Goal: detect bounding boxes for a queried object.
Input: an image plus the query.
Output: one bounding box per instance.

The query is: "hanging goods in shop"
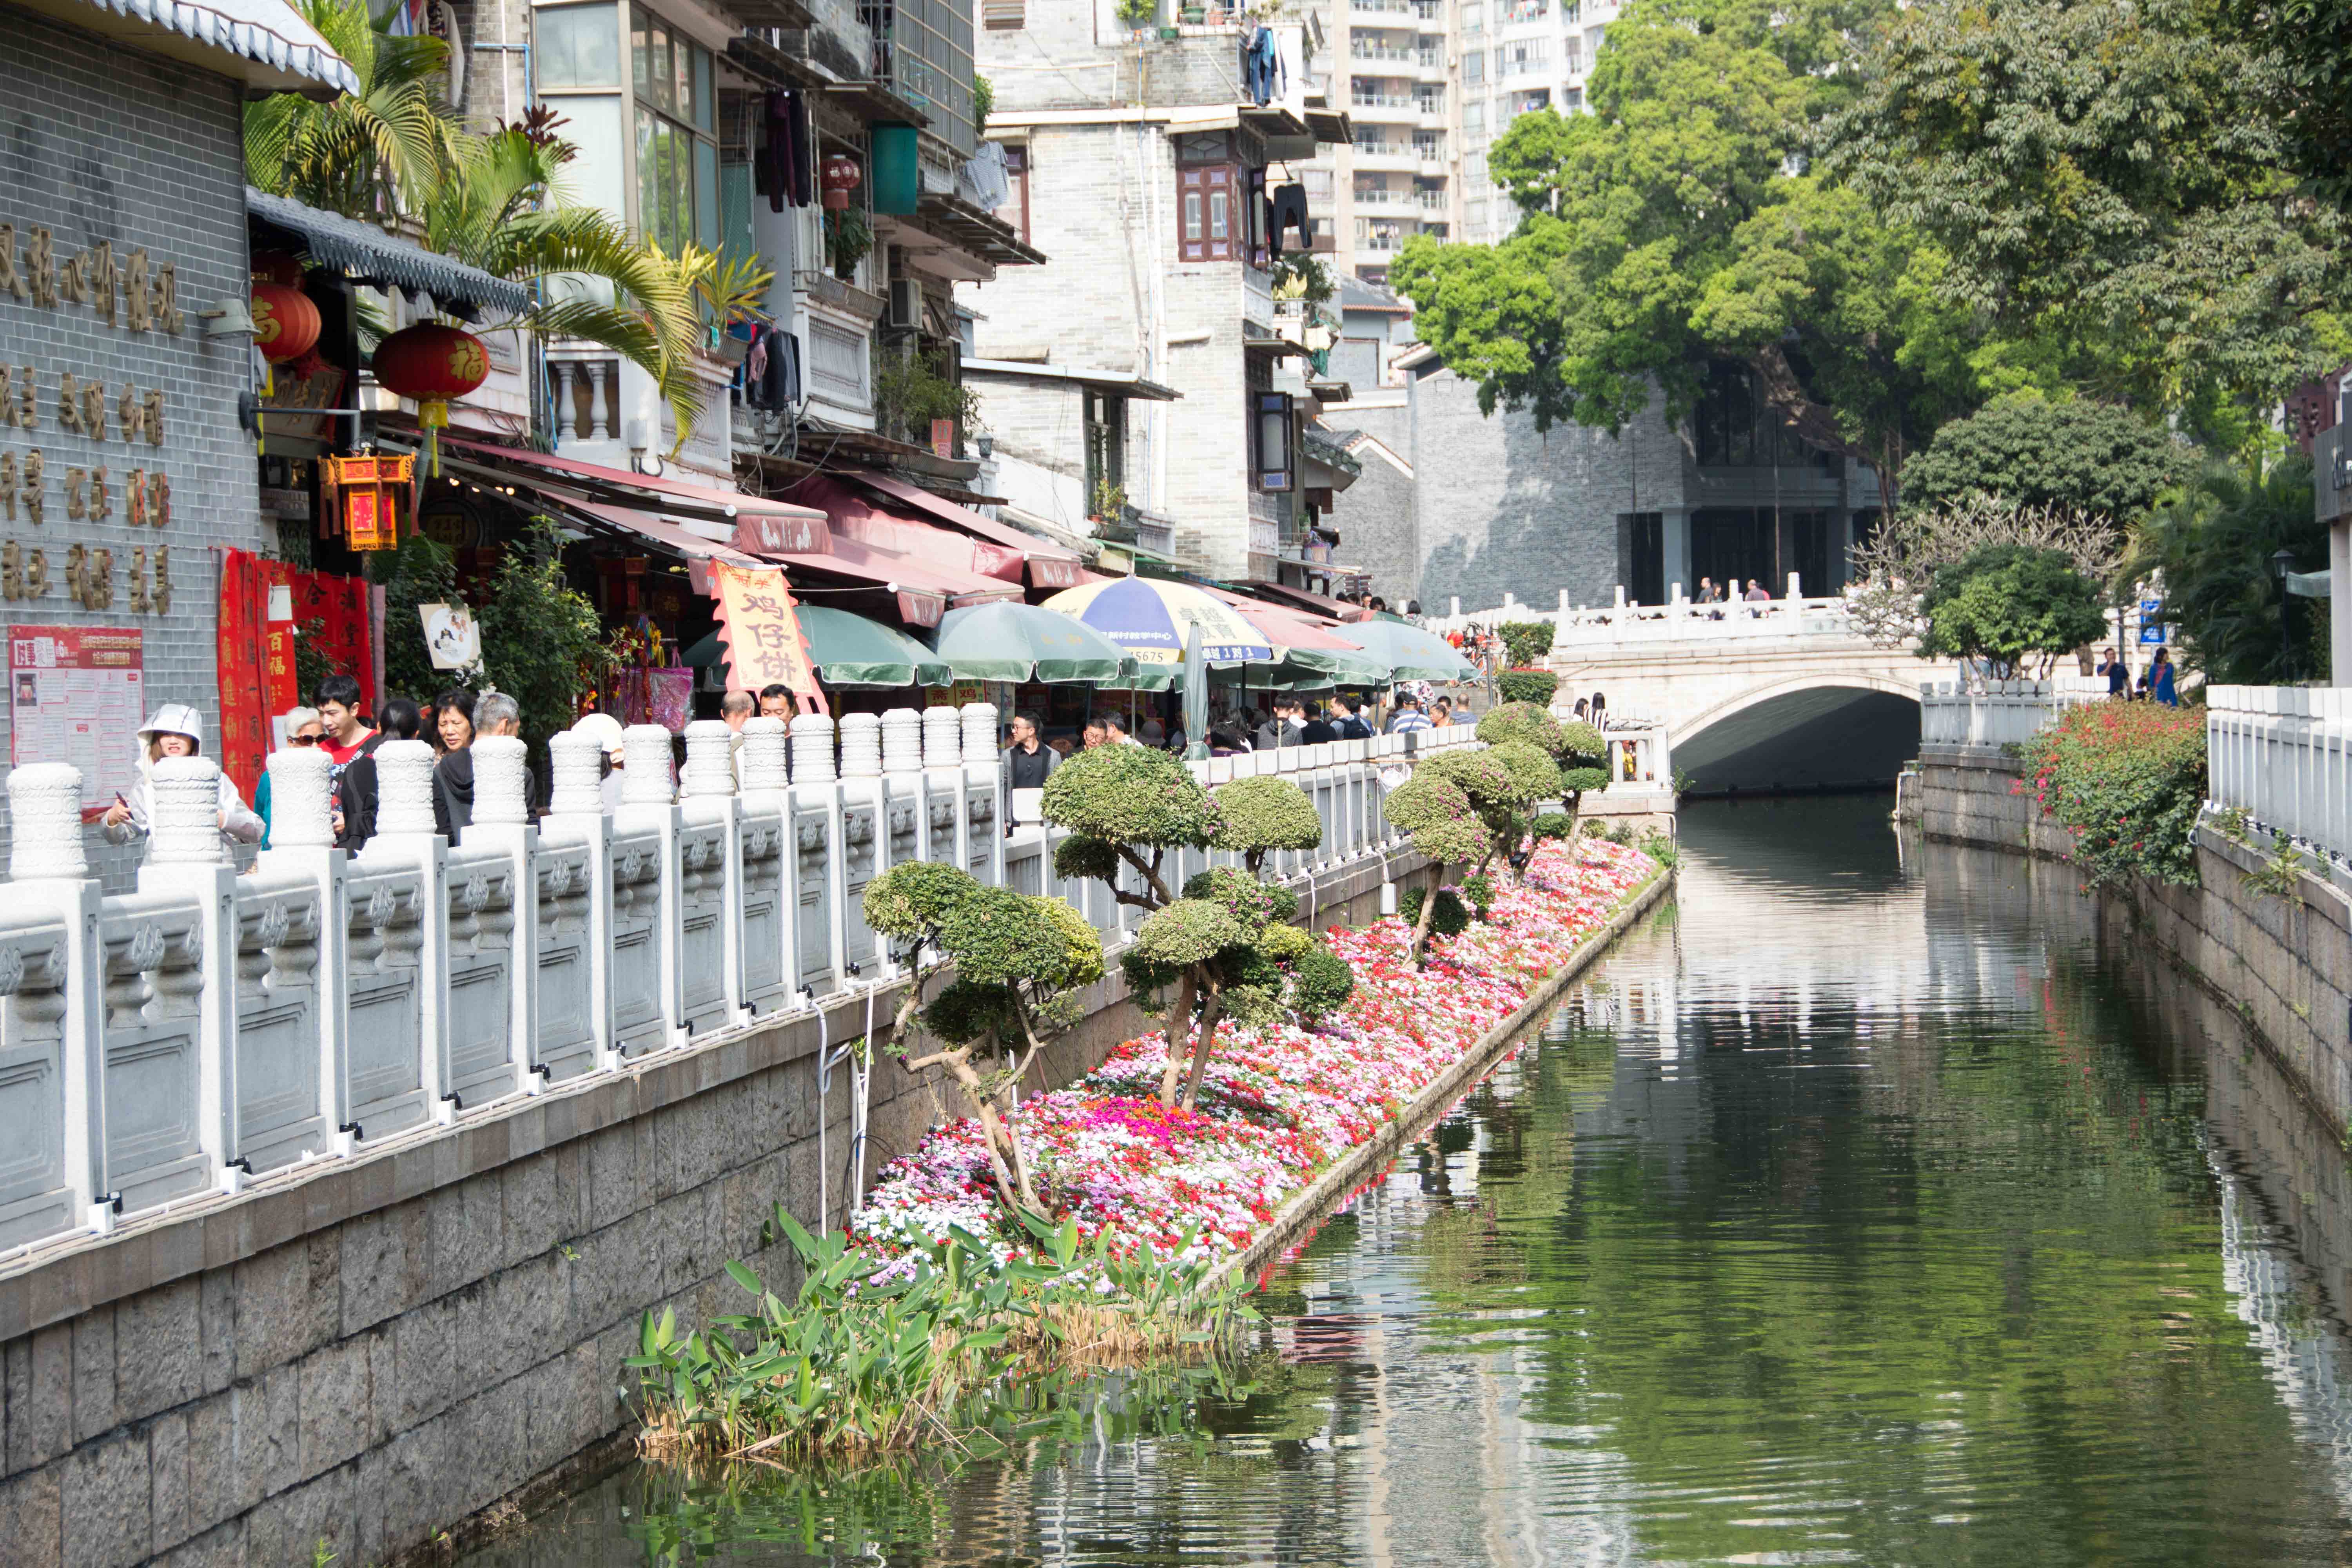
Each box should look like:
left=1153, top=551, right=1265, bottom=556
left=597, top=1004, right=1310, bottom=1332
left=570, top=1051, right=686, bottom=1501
left=373, top=323, right=489, bottom=475
left=324, top=452, right=414, bottom=551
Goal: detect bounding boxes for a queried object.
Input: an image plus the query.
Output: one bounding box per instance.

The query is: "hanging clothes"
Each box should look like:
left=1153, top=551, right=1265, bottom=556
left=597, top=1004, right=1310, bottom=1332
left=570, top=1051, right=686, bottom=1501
left=1269, top=182, right=1309, bottom=258
left=762, top=90, right=814, bottom=212
left=744, top=326, right=802, bottom=411
left=1241, top=25, right=1283, bottom=107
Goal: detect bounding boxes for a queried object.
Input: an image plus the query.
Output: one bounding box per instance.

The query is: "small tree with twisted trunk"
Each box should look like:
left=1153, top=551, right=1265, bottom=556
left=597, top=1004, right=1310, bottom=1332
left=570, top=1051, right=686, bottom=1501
left=1044, top=747, right=1329, bottom=1100
left=1385, top=769, right=1488, bottom=965
left=864, top=862, right=1104, bottom=1215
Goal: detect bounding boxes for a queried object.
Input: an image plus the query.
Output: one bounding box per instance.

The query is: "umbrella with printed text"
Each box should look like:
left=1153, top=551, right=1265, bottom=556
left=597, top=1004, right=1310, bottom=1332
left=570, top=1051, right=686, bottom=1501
left=1038, top=577, right=1276, bottom=668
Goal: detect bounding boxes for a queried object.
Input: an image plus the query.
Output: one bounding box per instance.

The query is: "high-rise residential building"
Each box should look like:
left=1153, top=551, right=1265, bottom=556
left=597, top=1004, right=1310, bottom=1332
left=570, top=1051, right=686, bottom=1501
left=1299, top=0, right=1457, bottom=284
left=1456, top=0, right=1621, bottom=243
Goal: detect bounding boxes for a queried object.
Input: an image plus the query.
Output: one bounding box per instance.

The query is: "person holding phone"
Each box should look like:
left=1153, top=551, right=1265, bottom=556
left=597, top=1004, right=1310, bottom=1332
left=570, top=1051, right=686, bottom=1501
left=101, top=704, right=265, bottom=849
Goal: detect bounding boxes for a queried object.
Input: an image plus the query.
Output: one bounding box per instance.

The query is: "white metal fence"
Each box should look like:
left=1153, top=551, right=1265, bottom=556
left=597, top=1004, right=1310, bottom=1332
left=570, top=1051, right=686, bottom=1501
left=0, top=707, right=1484, bottom=1258
left=2205, top=686, right=2352, bottom=868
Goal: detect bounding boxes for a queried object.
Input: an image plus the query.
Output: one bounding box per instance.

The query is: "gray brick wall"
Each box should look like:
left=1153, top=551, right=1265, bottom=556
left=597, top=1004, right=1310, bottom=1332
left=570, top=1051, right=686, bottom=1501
left=0, top=7, right=266, bottom=887
left=1407, top=364, right=1682, bottom=615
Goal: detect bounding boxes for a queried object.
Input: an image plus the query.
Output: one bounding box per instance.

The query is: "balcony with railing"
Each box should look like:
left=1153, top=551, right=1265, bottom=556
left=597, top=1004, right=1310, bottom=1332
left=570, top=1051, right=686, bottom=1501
left=1350, top=40, right=1417, bottom=60
left=1352, top=140, right=1416, bottom=167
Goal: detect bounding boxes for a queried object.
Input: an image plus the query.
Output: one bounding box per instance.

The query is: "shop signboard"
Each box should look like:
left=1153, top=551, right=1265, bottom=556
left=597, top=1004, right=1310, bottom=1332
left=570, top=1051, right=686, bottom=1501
left=710, top=561, right=823, bottom=711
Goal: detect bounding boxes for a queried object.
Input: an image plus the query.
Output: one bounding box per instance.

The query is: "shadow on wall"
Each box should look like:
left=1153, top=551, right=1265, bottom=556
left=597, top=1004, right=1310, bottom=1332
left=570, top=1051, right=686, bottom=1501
left=1678, top=688, right=1920, bottom=795
left=1413, top=376, right=1682, bottom=613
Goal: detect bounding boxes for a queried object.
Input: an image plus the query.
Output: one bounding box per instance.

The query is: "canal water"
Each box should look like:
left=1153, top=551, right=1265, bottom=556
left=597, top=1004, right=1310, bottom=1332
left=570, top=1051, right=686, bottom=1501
left=466, top=799, right=2352, bottom=1565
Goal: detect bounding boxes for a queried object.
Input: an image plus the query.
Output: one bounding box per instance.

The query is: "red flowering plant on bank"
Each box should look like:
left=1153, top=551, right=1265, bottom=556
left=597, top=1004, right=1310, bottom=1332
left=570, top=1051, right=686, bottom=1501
left=853, top=838, right=1656, bottom=1270
left=2015, top=700, right=2207, bottom=890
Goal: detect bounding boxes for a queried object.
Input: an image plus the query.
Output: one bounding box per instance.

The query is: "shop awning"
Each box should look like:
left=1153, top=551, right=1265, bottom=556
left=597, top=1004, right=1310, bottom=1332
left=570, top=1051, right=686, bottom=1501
left=837, top=470, right=1092, bottom=591
left=437, top=434, right=828, bottom=530
left=247, top=190, right=528, bottom=320
left=686, top=608, right=949, bottom=689
left=27, top=0, right=358, bottom=93
left=1234, top=580, right=1371, bottom=622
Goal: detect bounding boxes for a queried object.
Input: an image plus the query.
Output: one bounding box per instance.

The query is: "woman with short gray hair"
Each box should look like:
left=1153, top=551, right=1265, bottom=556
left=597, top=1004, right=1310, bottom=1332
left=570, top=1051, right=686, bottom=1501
left=255, top=706, right=325, bottom=849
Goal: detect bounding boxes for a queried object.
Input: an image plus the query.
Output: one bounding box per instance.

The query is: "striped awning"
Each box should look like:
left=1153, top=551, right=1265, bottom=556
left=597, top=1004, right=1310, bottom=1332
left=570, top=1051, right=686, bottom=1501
left=60, top=0, right=358, bottom=92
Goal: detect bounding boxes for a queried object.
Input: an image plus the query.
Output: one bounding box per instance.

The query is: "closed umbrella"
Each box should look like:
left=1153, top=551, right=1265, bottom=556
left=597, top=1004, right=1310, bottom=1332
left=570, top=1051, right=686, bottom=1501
left=928, top=601, right=1134, bottom=684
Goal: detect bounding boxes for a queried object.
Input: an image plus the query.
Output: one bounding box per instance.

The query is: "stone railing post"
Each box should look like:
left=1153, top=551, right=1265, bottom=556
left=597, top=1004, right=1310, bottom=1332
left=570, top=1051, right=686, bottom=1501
left=359, top=739, right=455, bottom=1105
left=616, top=723, right=688, bottom=1047
left=882, top=706, right=925, bottom=877
left=680, top=719, right=749, bottom=1026
left=11, top=765, right=107, bottom=1229
left=138, top=757, right=240, bottom=1192
left=961, top=702, right=1004, bottom=886
left=924, top=703, right=967, bottom=874
left=466, top=735, right=542, bottom=1091
left=790, top=713, right=841, bottom=992
left=735, top=716, right=793, bottom=1015
left=258, top=746, right=356, bottom=1154
left=838, top=713, right=881, bottom=978
left=542, top=730, right=619, bottom=1067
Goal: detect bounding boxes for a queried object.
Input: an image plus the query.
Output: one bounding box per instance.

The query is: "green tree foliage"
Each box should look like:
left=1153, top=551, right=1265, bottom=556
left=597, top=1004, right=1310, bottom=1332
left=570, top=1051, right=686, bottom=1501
left=1392, top=0, right=1987, bottom=487
left=1916, top=545, right=2110, bottom=674
left=372, top=532, right=461, bottom=702
left=1397, top=886, right=1472, bottom=941
left=1385, top=768, right=1486, bottom=964
left=1496, top=622, right=1557, bottom=667
left=1826, top=0, right=2352, bottom=426
left=1900, top=397, right=2182, bottom=528
left=1122, top=868, right=1352, bottom=1111
left=2119, top=452, right=2330, bottom=684
left=1478, top=704, right=1612, bottom=837
left=863, top=862, right=1105, bottom=1211
left=1043, top=743, right=1218, bottom=911
left=1497, top=670, right=1562, bottom=705
left=474, top=517, right=606, bottom=744
left=2018, top=701, right=2207, bottom=890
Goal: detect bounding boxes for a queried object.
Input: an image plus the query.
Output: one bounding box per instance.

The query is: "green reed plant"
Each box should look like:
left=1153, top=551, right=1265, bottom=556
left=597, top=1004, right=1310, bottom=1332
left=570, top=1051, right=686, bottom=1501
left=631, top=1206, right=1255, bottom=1465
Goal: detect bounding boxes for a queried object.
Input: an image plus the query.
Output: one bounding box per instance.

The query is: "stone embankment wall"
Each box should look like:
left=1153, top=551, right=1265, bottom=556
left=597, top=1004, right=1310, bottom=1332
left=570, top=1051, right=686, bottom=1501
left=1917, top=744, right=2352, bottom=1136
left=0, top=854, right=1433, bottom=1568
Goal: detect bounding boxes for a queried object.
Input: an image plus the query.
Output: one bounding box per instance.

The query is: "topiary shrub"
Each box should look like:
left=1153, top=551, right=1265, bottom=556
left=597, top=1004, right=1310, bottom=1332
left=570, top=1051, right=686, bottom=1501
left=1497, top=669, right=1561, bottom=706
left=1399, top=886, right=1471, bottom=939
left=1290, top=940, right=1355, bottom=1025
left=1476, top=701, right=1568, bottom=755
left=1039, top=742, right=1217, bottom=909
left=1497, top=621, right=1556, bottom=668
left=1460, top=873, right=1495, bottom=921
left=863, top=862, right=1106, bottom=1213
left=2017, top=700, right=2207, bottom=890
left=1209, top=775, right=1324, bottom=873
left=1531, top=812, right=1576, bottom=842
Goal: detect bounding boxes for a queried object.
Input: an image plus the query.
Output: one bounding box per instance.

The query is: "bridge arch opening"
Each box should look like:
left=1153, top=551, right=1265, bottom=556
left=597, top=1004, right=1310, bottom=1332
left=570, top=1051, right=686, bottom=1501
left=1673, top=677, right=1920, bottom=795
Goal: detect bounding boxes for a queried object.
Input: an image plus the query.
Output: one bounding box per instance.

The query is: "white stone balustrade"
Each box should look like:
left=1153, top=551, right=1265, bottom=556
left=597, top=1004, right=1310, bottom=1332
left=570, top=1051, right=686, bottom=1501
left=0, top=705, right=1497, bottom=1257
left=1918, top=678, right=2111, bottom=752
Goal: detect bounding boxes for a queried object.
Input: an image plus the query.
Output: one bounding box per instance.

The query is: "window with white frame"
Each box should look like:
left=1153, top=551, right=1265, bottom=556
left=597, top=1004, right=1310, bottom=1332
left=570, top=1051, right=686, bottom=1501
left=631, top=11, right=719, bottom=255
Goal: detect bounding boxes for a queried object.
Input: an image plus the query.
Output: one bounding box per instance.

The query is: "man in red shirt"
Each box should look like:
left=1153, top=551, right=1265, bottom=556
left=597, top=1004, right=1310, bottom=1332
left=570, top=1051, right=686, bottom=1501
left=314, top=674, right=376, bottom=767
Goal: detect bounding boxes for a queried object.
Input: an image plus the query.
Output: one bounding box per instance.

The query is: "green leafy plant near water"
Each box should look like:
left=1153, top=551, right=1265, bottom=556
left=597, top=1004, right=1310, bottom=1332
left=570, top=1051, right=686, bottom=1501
left=631, top=1206, right=1255, bottom=1465
left=1496, top=622, right=1556, bottom=668
left=2018, top=700, right=2207, bottom=891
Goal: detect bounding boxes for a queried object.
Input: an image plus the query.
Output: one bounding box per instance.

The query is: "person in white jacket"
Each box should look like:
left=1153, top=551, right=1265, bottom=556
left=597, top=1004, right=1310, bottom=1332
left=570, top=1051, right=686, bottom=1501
left=100, top=703, right=266, bottom=849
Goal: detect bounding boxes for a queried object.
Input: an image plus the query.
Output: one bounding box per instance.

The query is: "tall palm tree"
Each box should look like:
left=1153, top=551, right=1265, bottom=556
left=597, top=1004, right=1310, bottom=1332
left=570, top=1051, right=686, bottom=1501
left=245, top=0, right=706, bottom=444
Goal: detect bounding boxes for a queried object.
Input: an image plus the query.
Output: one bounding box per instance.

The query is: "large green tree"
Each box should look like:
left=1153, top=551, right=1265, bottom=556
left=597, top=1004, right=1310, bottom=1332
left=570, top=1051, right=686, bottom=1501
left=2118, top=452, right=2330, bottom=684
left=1825, top=0, right=2352, bottom=428
left=1900, top=396, right=2182, bottom=527
left=1392, top=0, right=1991, bottom=490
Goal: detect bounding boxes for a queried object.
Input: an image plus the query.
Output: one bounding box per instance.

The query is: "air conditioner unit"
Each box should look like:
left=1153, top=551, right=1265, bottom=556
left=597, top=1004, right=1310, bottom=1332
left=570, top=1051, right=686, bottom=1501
left=887, top=279, right=922, bottom=331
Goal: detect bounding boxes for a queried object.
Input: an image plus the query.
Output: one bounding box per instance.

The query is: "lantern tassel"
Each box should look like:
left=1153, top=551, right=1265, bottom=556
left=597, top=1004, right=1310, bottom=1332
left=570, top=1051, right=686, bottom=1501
left=420, top=399, right=447, bottom=478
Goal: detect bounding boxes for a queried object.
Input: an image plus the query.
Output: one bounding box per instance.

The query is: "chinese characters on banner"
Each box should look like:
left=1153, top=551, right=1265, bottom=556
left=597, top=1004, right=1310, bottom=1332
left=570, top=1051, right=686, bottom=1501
left=216, top=549, right=376, bottom=799
left=9, top=626, right=142, bottom=818
left=710, top=561, right=824, bottom=714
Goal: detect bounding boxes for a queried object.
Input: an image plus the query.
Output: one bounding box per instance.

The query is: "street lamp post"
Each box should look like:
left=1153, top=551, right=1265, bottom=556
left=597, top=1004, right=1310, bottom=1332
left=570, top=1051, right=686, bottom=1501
left=2273, top=547, right=2298, bottom=681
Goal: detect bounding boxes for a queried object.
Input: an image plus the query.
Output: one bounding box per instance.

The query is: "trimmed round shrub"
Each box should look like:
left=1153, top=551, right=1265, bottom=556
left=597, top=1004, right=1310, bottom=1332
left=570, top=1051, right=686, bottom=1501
left=1181, top=866, right=1279, bottom=933
left=1210, top=775, right=1323, bottom=858
left=1053, top=834, right=1122, bottom=884
left=1486, top=739, right=1563, bottom=803
left=1028, top=893, right=1106, bottom=990
left=1460, top=873, right=1495, bottom=920
left=1580, top=818, right=1610, bottom=838
left=1422, top=748, right=1530, bottom=811
left=1399, top=886, right=1471, bottom=938
left=1562, top=765, right=1611, bottom=799
left=1290, top=939, right=1354, bottom=1024
left=1040, top=742, right=1216, bottom=848
left=1497, top=669, right=1561, bottom=706
left=1477, top=701, right=1567, bottom=756
left=1555, top=721, right=1607, bottom=767
left=938, top=884, right=1070, bottom=987
left=1385, top=770, right=1488, bottom=864
left=922, top=978, right=1018, bottom=1045
left=862, top=860, right=980, bottom=939
left=1255, top=921, right=1313, bottom=963
left=1262, top=884, right=1301, bottom=925
left=1127, top=898, right=1247, bottom=967
left=1531, top=812, right=1576, bottom=842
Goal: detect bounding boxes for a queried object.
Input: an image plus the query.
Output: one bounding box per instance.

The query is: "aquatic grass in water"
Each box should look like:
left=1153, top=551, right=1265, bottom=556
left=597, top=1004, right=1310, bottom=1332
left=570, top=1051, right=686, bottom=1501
left=630, top=1205, right=1256, bottom=1464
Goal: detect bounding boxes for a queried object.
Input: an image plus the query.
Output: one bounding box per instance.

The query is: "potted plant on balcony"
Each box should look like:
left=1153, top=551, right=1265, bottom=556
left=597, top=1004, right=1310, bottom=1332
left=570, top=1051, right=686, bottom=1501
left=824, top=208, right=874, bottom=282
left=670, top=244, right=776, bottom=364
left=1117, top=0, right=1156, bottom=36
left=1088, top=479, right=1130, bottom=532
left=874, top=348, right=982, bottom=450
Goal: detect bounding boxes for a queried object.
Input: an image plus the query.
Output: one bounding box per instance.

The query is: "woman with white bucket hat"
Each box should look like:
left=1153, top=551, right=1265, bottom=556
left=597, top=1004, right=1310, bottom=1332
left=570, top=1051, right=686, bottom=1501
left=100, top=703, right=266, bottom=849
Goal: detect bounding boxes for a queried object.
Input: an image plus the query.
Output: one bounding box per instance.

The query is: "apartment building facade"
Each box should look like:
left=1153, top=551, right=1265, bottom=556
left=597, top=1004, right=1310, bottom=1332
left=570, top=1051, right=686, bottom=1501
left=967, top=5, right=1350, bottom=581
left=1456, top=0, right=1621, bottom=243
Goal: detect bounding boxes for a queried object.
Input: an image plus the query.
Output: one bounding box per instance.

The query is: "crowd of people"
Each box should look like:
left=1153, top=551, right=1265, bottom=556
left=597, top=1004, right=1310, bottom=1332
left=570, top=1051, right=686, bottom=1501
left=2098, top=646, right=2179, bottom=706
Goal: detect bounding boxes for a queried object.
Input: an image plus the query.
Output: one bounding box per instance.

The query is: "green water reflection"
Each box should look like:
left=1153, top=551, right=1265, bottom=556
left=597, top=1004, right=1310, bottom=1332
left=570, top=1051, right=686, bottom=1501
left=465, top=798, right=2352, bottom=1566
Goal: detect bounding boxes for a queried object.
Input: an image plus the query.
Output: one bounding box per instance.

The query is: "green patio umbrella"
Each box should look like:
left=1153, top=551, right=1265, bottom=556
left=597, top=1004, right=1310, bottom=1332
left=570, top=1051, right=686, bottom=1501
left=1333, top=618, right=1480, bottom=681
left=685, top=605, right=952, bottom=689
left=928, top=602, right=1134, bottom=684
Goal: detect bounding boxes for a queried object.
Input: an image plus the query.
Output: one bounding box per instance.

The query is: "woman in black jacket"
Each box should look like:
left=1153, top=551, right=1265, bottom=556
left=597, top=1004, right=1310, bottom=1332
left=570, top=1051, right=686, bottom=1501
left=335, top=697, right=423, bottom=851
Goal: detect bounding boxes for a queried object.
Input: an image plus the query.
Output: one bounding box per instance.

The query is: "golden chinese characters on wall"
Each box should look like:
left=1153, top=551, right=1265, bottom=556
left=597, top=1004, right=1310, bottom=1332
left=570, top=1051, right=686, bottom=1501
left=0, top=219, right=185, bottom=610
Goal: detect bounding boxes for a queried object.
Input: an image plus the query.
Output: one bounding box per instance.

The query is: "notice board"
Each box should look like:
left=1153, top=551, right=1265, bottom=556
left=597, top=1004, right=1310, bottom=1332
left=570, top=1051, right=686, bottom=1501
left=9, top=626, right=144, bottom=817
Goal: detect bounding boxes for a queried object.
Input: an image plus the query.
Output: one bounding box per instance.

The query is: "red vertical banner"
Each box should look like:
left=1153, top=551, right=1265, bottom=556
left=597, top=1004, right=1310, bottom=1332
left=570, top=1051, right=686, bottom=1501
left=216, top=549, right=270, bottom=800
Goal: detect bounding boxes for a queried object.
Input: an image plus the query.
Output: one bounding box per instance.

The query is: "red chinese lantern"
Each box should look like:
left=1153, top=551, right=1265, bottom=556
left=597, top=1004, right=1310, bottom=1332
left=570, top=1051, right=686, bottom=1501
left=249, top=283, right=321, bottom=365
left=820, top=153, right=862, bottom=211
left=373, top=323, right=489, bottom=476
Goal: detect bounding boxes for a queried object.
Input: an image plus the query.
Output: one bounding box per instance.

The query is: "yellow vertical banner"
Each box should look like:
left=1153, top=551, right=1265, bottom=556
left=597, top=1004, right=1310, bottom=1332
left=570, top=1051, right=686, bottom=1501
left=710, top=561, right=826, bottom=714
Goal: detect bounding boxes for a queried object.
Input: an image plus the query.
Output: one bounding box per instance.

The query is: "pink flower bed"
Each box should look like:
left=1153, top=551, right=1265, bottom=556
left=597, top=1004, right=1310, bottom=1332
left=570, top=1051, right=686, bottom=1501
left=855, top=838, right=1655, bottom=1265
